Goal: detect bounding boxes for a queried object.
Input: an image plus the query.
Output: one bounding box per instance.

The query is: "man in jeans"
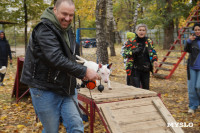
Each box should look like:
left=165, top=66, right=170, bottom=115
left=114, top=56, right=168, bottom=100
left=20, top=0, right=100, bottom=132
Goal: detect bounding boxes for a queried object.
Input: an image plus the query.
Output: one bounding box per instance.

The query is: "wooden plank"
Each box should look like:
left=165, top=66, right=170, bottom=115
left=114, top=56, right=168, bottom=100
left=78, top=84, right=154, bottom=94
left=94, top=94, right=156, bottom=103
left=101, top=97, right=159, bottom=110
left=187, top=20, right=200, bottom=23
left=152, top=99, right=184, bottom=133
left=116, top=112, right=162, bottom=125
left=100, top=106, right=123, bottom=133
left=163, top=56, right=180, bottom=59
left=120, top=119, right=167, bottom=132
left=107, top=105, right=157, bottom=117
left=159, top=62, right=175, bottom=65
left=79, top=89, right=156, bottom=98
left=125, top=127, right=172, bottom=133
left=156, top=67, right=171, bottom=71
left=153, top=73, right=167, bottom=79
left=78, top=84, right=157, bottom=103
left=97, top=97, right=158, bottom=110
left=90, top=91, right=154, bottom=99
left=168, top=50, right=182, bottom=52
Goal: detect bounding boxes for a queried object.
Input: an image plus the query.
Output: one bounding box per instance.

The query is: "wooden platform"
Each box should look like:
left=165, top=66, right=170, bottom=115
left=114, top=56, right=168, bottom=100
left=78, top=81, right=157, bottom=103
left=78, top=81, right=184, bottom=133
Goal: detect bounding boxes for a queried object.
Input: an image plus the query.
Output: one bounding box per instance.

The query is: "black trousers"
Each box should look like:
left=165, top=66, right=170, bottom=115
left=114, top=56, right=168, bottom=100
left=129, top=69, right=150, bottom=90
left=0, top=74, right=5, bottom=82
left=126, top=75, right=130, bottom=85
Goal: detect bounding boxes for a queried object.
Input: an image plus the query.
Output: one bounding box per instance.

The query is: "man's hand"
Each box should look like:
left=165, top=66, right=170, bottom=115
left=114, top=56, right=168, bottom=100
left=189, top=34, right=196, bottom=41
left=83, top=68, right=101, bottom=81
left=133, top=43, right=143, bottom=56
left=10, top=59, right=12, bottom=65
left=189, top=31, right=196, bottom=41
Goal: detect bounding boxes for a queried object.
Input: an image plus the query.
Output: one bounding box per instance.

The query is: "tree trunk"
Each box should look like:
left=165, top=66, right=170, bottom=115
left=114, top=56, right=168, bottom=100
left=163, top=21, right=174, bottom=49
left=113, top=17, right=121, bottom=44
left=175, top=17, right=179, bottom=37
left=163, top=0, right=174, bottom=50
left=96, top=0, right=108, bottom=64
left=107, top=0, right=116, bottom=56
left=132, top=1, right=140, bottom=32
left=24, top=0, right=28, bottom=51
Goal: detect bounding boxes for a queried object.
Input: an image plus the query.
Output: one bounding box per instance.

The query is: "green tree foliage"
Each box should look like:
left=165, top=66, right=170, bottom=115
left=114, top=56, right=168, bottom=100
left=112, top=0, right=194, bottom=31
left=74, top=0, right=96, bottom=37
left=139, top=0, right=193, bottom=29
left=139, top=0, right=194, bottom=49
left=113, top=0, right=137, bottom=31
left=0, top=0, right=50, bottom=28
left=75, top=0, right=96, bottom=21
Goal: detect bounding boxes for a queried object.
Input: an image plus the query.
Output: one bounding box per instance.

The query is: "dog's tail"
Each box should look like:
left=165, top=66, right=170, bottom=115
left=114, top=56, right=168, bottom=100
left=76, top=55, right=87, bottom=62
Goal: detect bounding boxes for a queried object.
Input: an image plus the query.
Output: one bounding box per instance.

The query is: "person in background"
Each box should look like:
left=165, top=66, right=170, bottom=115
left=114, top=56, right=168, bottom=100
left=121, top=32, right=136, bottom=85
left=0, top=30, right=12, bottom=86
left=20, top=0, right=100, bottom=132
left=123, top=24, right=158, bottom=90
left=184, top=23, right=200, bottom=114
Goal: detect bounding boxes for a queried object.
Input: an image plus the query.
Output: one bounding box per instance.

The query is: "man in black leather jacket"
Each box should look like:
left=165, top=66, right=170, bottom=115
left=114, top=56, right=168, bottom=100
left=20, top=0, right=100, bottom=132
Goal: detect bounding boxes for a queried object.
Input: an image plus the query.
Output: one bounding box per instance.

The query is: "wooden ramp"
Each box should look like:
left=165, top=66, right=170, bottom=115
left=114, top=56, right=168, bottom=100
left=97, top=97, right=183, bottom=133
left=78, top=81, right=184, bottom=133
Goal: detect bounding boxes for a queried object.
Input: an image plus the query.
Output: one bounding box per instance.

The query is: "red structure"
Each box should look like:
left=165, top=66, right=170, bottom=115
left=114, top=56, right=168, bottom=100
left=154, top=2, right=200, bottom=79
left=12, top=57, right=29, bottom=103
left=78, top=94, right=111, bottom=133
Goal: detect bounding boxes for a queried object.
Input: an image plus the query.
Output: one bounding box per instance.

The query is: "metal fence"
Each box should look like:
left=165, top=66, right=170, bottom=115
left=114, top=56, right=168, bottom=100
left=120, top=28, right=193, bottom=46
left=4, top=33, right=24, bottom=46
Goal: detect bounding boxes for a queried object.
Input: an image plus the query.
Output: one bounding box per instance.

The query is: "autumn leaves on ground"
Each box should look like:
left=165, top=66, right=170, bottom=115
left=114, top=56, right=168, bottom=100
left=0, top=45, right=200, bottom=133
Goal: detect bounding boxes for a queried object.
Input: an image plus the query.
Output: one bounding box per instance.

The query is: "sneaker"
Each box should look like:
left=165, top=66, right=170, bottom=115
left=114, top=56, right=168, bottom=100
left=188, top=109, right=195, bottom=114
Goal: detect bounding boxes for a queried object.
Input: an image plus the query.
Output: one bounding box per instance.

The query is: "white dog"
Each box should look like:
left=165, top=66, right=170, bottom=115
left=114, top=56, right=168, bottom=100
left=76, top=55, right=113, bottom=122
left=0, top=66, right=6, bottom=74
left=76, top=55, right=112, bottom=89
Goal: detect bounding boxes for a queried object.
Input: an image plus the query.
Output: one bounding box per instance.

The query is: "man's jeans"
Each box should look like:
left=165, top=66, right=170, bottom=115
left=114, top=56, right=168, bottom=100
left=188, top=68, right=200, bottom=110
left=30, top=88, right=84, bottom=133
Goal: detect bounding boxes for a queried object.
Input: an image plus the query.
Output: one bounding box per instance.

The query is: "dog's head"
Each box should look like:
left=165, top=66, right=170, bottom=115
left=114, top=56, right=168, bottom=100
left=98, top=63, right=112, bottom=83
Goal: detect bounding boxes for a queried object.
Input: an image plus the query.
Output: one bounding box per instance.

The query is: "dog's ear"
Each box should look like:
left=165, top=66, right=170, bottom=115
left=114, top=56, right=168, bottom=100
left=99, top=64, right=102, bottom=68
left=107, top=63, right=112, bottom=69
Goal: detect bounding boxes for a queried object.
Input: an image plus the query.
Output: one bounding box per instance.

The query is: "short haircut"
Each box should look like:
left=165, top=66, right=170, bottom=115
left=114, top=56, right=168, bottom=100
left=54, top=0, right=74, bottom=8
left=135, top=24, right=148, bottom=33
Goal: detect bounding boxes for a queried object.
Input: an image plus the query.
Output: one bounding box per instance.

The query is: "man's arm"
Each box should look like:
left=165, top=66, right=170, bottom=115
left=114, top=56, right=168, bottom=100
left=34, top=25, right=87, bottom=79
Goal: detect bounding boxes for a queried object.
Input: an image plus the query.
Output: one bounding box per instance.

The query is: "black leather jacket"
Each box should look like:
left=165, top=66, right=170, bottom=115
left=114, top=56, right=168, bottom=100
left=20, top=19, right=87, bottom=96
left=184, top=39, right=200, bottom=66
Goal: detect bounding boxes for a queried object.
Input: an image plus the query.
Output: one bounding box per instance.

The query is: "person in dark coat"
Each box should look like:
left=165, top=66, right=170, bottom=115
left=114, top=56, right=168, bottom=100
left=0, top=30, right=12, bottom=86
left=184, top=23, right=200, bottom=114
left=123, top=24, right=158, bottom=90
